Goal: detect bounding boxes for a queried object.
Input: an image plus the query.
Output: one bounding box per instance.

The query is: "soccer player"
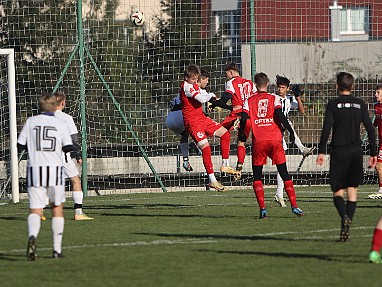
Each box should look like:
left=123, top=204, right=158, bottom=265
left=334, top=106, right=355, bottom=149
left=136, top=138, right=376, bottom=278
left=180, top=64, right=239, bottom=192
left=209, top=62, right=256, bottom=180
left=248, top=72, right=304, bottom=218
left=54, top=92, right=93, bottom=220
left=273, top=75, right=316, bottom=207
left=369, top=215, right=382, bottom=263
left=18, top=93, right=73, bottom=260
left=367, top=84, right=382, bottom=199
left=316, top=72, right=377, bottom=242
left=166, top=69, right=211, bottom=172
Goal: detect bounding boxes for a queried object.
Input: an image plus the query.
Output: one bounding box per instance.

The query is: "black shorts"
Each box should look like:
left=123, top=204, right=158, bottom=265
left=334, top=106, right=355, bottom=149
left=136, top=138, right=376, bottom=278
left=329, top=145, right=363, bottom=192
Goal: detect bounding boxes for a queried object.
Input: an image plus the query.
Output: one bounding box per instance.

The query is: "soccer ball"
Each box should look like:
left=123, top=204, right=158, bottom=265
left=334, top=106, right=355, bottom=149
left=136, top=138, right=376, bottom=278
left=130, top=11, right=145, bottom=26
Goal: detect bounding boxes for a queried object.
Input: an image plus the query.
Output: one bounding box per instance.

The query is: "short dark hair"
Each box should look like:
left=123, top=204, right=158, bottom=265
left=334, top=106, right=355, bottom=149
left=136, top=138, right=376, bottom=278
left=200, top=69, right=210, bottom=79
left=224, top=62, right=239, bottom=72
left=254, top=72, right=269, bottom=88
left=336, top=72, right=354, bottom=92
left=376, top=84, right=382, bottom=91
left=276, top=75, right=290, bottom=87
left=184, top=64, right=200, bottom=79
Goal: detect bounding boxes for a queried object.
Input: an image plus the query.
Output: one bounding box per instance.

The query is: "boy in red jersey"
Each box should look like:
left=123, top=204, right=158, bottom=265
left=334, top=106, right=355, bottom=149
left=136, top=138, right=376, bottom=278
left=209, top=63, right=256, bottom=180
left=367, top=84, right=382, bottom=199
left=180, top=64, right=239, bottom=192
left=248, top=72, right=304, bottom=218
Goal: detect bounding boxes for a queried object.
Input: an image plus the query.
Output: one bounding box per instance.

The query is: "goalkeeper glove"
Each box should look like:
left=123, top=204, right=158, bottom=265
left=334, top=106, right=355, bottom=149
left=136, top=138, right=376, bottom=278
left=292, top=85, right=302, bottom=97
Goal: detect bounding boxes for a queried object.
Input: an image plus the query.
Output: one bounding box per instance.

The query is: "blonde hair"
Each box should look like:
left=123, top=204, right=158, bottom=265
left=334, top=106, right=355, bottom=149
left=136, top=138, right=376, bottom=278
left=38, top=93, right=58, bottom=113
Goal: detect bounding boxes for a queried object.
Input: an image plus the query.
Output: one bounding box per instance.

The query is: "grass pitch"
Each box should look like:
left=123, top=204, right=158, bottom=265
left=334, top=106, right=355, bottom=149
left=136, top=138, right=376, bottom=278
left=0, top=185, right=381, bottom=287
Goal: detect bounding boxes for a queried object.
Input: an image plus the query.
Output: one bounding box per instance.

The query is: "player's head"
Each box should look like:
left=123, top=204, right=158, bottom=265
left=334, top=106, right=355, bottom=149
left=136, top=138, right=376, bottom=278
left=198, top=69, right=210, bottom=89
left=375, top=84, right=382, bottom=103
left=224, top=62, right=240, bottom=79
left=336, top=72, right=354, bottom=93
left=53, top=91, right=66, bottom=110
left=184, top=64, right=200, bottom=85
left=254, top=72, right=269, bottom=90
left=276, top=75, right=290, bottom=97
left=38, top=93, right=58, bottom=113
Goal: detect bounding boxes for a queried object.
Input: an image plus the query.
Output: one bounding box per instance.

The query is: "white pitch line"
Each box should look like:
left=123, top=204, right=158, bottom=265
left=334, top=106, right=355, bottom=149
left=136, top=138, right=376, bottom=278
left=0, top=226, right=374, bottom=254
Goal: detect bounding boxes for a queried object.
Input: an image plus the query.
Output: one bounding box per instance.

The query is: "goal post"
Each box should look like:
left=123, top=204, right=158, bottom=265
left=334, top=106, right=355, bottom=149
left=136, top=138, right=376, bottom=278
left=0, top=48, right=19, bottom=203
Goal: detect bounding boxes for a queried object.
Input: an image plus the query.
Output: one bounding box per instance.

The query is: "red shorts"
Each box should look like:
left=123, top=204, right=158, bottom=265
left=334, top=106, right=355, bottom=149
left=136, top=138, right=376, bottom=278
left=252, top=140, right=286, bottom=166
left=221, top=110, right=251, bottom=139
left=186, top=117, right=222, bottom=146
left=378, top=143, right=382, bottom=163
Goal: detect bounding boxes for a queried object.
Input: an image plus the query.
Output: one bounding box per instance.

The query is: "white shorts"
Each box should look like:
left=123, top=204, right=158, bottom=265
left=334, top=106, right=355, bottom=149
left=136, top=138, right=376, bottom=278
left=64, top=158, right=80, bottom=178
left=166, top=110, right=186, bottom=135
left=28, top=186, right=66, bottom=209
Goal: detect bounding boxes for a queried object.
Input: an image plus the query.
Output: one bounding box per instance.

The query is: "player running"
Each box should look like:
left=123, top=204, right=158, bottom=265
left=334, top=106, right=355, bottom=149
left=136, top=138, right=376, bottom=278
left=209, top=62, right=256, bottom=180
left=248, top=72, right=304, bottom=218
left=18, top=93, right=73, bottom=260
left=180, top=64, right=239, bottom=192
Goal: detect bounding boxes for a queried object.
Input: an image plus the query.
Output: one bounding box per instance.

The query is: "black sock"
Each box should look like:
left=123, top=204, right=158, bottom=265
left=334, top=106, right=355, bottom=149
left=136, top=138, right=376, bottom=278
left=333, top=196, right=346, bottom=219
left=346, top=201, right=356, bottom=220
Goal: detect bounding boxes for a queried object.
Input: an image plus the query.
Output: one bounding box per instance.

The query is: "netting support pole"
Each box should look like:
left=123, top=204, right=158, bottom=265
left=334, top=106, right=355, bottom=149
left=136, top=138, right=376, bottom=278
left=84, top=46, right=167, bottom=192
left=52, top=43, right=79, bottom=93
left=250, top=0, right=256, bottom=81
left=77, top=0, right=89, bottom=196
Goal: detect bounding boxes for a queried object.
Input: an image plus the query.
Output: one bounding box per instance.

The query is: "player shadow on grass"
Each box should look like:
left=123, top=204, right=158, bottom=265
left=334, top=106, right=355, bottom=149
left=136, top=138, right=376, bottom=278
left=133, top=232, right=328, bottom=242
left=0, top=253, right=26, bottom=261
left=195, top=249, right=362, bottom=263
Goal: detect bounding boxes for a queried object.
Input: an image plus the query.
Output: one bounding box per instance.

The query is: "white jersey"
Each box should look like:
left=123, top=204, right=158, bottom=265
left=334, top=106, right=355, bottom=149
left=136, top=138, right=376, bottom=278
left=54, top=110, right=78, bottom=135
left=278, top=94, right=299, bottom=117
left=18, top=113, right=72, bottom=187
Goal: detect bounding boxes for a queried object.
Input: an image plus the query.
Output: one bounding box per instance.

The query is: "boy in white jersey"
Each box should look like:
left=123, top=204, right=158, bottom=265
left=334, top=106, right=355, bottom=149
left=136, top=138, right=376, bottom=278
left=54, top=92, right=93, bottom=220
left=273, top=75, right=316, bottom=207
left=18, top=93, right=73, bottom=260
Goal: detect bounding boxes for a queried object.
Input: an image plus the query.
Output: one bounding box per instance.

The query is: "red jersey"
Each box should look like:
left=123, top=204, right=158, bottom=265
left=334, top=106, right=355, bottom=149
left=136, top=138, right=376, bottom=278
left=180, top=81, right=206, bottom=127
left=225, top=76, right=256, bottom=111
left=375, top=102, right=382, bottom=143
left=248, top=91, right=283, bottom=143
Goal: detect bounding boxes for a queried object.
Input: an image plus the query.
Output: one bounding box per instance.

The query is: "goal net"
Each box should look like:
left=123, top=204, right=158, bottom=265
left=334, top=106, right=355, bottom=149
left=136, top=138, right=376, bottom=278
left=0, top=0, right=379, bottom=196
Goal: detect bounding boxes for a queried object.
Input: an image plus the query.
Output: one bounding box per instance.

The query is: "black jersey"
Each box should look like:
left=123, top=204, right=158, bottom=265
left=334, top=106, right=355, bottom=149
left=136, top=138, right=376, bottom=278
left=318, top=94, right=376, bottom=156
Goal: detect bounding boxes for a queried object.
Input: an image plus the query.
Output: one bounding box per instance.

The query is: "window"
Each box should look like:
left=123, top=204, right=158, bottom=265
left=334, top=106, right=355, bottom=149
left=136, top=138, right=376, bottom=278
left=339, top=7, right=369, bottom=35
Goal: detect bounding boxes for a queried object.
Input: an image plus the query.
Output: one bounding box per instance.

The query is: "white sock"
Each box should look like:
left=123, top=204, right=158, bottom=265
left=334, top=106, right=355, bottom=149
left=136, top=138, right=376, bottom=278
left=222, top=159, right=229, bottom=166
left=52, top=217, right=64, bottom=254
left=72, top=191, right=83, bottom=205
left=275, top=173, right=284, bottom=198
left=28, top=213, right=41, bottom=238
left=208, top=173, right=217, bottom=183
left=379, top=187, right=382, bottom=193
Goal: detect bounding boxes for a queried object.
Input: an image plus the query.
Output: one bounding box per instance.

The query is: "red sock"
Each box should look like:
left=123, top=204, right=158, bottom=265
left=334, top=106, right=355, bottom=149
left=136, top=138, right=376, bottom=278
left=379, top=183, right=382, bottom=188
left=237, top=145, right=246, bottom=164
left=284, top=180, right=298, bottom=207
left=253, top=180, right=265, bottom=209
left=371, top=228, right=382, bottom=252
left=201, top=145, right=214, bottom=174
left=220, top=131, right=230, bottom=160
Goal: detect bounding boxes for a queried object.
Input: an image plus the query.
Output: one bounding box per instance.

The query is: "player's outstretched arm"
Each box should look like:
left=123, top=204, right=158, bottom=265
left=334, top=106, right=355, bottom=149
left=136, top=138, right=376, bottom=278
left=275, top=108, right=294, bottom=143
left=209, top=92, right=233, bottom=111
